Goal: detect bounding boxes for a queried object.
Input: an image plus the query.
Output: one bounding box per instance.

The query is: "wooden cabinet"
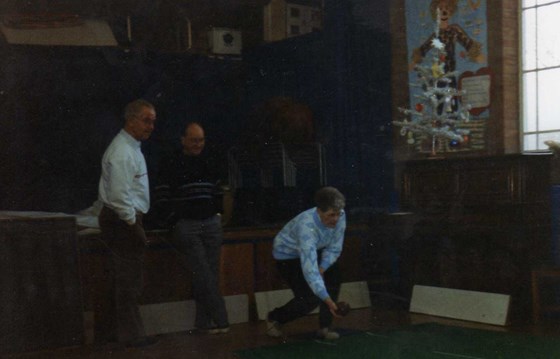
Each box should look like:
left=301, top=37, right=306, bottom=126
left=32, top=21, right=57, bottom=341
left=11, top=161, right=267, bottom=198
left=398, top=154, right=552, bottom=322
left=75, top=221, right=369, bottom=343
left=0, top=215, right=83, bottom=355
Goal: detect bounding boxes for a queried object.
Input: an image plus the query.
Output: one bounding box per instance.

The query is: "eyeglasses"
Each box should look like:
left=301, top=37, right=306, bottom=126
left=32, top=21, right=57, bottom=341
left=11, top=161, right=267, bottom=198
left=187, top=137, right=205, bottom=144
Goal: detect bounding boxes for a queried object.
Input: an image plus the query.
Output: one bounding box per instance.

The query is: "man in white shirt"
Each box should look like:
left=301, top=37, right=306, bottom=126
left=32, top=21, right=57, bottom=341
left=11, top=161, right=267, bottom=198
left=97, top=99, right=157, bottom=347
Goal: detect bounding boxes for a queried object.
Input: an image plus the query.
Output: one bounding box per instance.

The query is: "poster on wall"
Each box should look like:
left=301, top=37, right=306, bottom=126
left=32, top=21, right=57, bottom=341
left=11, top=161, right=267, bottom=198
left=405, top=0, right=489, bottom=153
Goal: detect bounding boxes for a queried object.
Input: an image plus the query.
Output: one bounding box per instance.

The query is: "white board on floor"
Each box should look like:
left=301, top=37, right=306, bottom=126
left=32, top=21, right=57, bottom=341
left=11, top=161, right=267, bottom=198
left=339, top=281, right=372, bottom=309
left=140, top=294, right=249, bottom=336
left=255, top=281, right=371, bottom=320
left=409, top=285, right=510, bottom=326
left=255, top=288, right=297, bottom=320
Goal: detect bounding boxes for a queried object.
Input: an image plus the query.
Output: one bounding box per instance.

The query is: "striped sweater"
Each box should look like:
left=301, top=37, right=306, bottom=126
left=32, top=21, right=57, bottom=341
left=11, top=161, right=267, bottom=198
left=152, top=150, right=223, bottom=226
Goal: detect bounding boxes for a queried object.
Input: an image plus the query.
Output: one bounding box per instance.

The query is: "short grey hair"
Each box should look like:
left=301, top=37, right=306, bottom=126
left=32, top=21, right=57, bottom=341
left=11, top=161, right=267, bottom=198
left=124, top=99, right=154, bottom=122
left=314, top=187, right=345, bottom=212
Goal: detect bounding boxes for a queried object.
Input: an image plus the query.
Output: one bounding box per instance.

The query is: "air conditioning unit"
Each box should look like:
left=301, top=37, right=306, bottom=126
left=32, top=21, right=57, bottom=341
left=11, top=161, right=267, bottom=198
left=208, top=27, right=242, bottom=55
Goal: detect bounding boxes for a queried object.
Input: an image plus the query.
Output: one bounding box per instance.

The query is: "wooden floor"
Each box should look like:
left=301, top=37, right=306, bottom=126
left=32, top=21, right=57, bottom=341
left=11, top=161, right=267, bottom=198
left=5, top=306, right=560, bottom=359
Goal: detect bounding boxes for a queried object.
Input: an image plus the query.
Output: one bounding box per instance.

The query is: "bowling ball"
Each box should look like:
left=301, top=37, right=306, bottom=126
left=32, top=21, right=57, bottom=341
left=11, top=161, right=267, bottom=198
left=335, top=301, right=351, bottom=316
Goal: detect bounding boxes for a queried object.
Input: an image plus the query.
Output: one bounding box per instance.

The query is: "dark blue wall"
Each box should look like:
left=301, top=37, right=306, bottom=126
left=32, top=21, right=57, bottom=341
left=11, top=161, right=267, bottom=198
left=0, top=0, right=394, bottom=217
left=242, top=0, right=394, bottom=213
left=0, top=47, right=246, bottom=212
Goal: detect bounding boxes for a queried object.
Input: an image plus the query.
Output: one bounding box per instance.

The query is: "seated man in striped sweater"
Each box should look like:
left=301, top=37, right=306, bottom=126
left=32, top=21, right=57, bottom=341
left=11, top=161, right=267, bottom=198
left=267, top=186, right=346, bottom=340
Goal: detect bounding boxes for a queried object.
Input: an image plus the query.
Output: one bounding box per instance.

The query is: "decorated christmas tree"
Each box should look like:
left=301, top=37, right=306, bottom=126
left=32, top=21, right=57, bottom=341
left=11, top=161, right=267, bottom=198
left=394, top=9, right=472, bottom=156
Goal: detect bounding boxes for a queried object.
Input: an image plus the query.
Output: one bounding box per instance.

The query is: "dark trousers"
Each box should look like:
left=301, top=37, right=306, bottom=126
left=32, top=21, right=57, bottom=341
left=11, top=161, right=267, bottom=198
left=98, top=206, right=147, bottom=343
left=173, top=215, right=229, bottom=328
left=269, top=257, right=341, bottom=328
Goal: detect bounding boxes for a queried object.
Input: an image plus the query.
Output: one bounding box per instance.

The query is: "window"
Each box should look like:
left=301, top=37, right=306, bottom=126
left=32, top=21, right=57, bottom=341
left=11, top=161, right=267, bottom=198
left=521, top=0, right=560, bottom=151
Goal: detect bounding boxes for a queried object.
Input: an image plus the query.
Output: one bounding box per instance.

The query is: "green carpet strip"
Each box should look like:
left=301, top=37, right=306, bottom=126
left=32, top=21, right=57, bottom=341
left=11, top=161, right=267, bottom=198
left=234, top=323, right=560, bottom=358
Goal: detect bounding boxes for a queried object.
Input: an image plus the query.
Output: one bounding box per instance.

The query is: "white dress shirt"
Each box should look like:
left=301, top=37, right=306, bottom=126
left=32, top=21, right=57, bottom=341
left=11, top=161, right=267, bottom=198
left=98, top=129, right=150, bottom=224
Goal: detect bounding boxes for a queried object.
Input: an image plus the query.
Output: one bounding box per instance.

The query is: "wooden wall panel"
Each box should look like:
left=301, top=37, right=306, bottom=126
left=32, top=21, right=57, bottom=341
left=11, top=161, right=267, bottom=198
left=143, top=238, right=192, bottom=303
left=220, top=242, right=255, bottom=296
left=0, top=216, right=83, bottom=355
left=339, top=229, right=370, bottom=283
left=254, top=239, right=286, bottom=292
left=80, top=225, right=370, bottom=317
left=390, top=0, right=412, bottom=161
left=399, top=154, right=552, bottom=322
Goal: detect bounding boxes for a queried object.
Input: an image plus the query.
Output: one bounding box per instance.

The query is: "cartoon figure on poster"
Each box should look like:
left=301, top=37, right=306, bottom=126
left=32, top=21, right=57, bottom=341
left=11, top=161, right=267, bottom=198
left=396, top=0, right=489, bottom=154
left=410, top=0, right=485, bottom=74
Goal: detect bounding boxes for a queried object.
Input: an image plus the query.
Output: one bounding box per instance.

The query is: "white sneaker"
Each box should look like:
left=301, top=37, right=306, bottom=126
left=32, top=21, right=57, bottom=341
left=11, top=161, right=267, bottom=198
left=207, top=326, right=230, bottom=335
left=266, top=320, right=283, bottom=338
left=317, top=327, right=340, bottom=340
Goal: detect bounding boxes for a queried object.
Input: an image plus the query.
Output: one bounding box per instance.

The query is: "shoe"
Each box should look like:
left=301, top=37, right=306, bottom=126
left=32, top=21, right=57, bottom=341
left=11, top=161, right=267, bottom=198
left=316, top=328, right=340, bottom=340
left=266, top=320, right=283, bottom=338
left=207, top=326, right=230, bottom=335
left=124, top=336, right=159, bottom=348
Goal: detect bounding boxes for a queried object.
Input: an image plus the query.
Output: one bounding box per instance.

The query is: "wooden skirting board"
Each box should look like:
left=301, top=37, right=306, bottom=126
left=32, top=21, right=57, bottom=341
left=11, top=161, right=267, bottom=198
left=409, top=285, right=510, bottom=326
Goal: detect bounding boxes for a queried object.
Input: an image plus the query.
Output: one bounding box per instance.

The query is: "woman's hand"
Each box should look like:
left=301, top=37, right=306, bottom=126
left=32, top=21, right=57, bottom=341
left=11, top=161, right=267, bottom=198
left=324, top=297, right=343, bottom=318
